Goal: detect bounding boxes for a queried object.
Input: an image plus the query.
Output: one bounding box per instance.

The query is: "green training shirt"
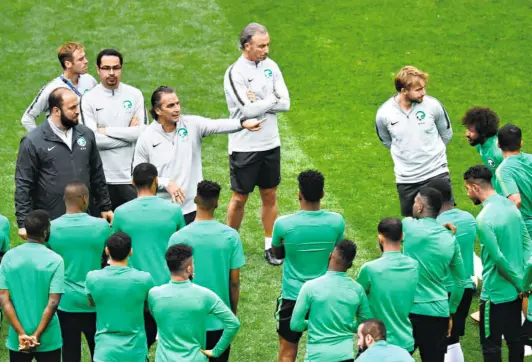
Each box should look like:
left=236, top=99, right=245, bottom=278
left=357, top=251, right=419, bottom=351
left=148, top=280, right=240, bottom=361
left=0, top=243, right=64, bottom=352
left=168, top=220, right=245, bottom=331
left=291, top=271, right=372, bottom=362
left=496, top=153, right=532, bottom=233
left=476, top=135, right=504, bottom=193
left=523, top=255, right=532, bottom=321
left=272, top=210, right=345, bottom=300
left=113, top=196, right=186, bottom=286
left=437, top=209, right=477, bottom=291
left=403, top=217, right=468, bottom=317
left=0, top=214, right=10, bottom=255
left=48, top=213, right=110, bottom=313
left=86, top=266, right=154, bottom=362
left=356, top=340, right=415, bottom=362
left=476, top=194, right=531, bottom=303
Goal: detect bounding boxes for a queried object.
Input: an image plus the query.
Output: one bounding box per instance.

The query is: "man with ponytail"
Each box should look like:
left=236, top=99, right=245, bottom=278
left=133, top=86, right=263, bottom=224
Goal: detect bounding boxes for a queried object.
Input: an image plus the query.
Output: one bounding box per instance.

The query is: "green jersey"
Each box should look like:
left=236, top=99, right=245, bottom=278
left=523, top=256, right=532, bottom=321
left=291, top=271, right=372, bottom=362
left=476, top=194, right=531, bottom=303
left=403, top=217, right=468, bottom=317
left=48, top=213, right=110, bottom=313
left=0, top=243, right=64, bottom=352
left=113, top=196, right=186, bottom=286
left=476, top=135, right=504, bottom=193
left=496, top=153, right=532, bottom=232
left=86, top=266, right=154, bottom=362
left=357, top=252, right=419, bottom=352
left=437, top=209, right=477, bottom=291
left=168, top=220, right=245, bottom=331
left=272, top=210, right=345, bottom=300
left=0, top=214, right=10, bottom=255
left=148, top=280, right=240, bottom=361
left=356, top=340, right=415, bottom=362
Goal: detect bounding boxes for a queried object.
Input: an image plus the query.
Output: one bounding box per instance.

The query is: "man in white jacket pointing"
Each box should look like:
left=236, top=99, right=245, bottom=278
left=133, top=86, right=262, bottom=225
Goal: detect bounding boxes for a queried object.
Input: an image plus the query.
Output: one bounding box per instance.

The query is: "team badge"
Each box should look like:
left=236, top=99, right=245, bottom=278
left=415, top=111, right=426, bottom=122
left=178, top=127, right=188, bottom=141
left=77, top=137, right=87, bottom=147
left=123, top=100, right=133, bottom=110
left=488, top=158, right=495, bottom=168
left=264, top=69, right=273, bottom=78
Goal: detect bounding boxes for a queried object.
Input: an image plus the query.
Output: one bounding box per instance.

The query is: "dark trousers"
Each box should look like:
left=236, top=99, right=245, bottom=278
left=108, top=184, right=137, bottom=211
left=145, top=311, right=157, bottom=349
left=479, top=298, right=523, bottom=362
left=184, top=211, right=196, bottom=225
left=57, top=310, right=96, bottom=362
left=9, top=349, right=61, bottom=362
left=396, top=172, right=453, bottom=217
left=206, top=329, right=231, bottom=362
left=409, top=313, right=449, bottom=362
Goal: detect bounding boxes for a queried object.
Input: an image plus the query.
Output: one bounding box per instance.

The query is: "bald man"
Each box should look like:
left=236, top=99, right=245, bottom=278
left=15, top=88, right=112, bottom=240
left=47, top=182, right=111, bottom=362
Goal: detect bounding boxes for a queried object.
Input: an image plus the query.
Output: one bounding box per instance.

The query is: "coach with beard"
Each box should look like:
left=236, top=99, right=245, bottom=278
left=15, top=88, right=112, bottom=239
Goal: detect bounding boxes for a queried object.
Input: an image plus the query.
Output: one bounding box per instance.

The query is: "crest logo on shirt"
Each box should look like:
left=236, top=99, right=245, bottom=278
left=178, top=127, right=188, bottom=141
left=83, top=88, right=89, bottom=94
left=415, top=111, right=426, bottom=122
left=264, top=69, right=273, bottom=78
left=488, top=158, right=495, bottom=168
left=123, top=100, right=133, bottom=110
left=77, top=137, right=87, bottom=147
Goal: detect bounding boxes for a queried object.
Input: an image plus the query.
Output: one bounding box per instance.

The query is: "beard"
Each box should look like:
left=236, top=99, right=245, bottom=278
left=378, top=241, right=384, bottom=253
left=471, top=197, right=481, bottom=205
left=358, top=342, right=368, bottom=353
left=60, top=111, right=78, bottom=129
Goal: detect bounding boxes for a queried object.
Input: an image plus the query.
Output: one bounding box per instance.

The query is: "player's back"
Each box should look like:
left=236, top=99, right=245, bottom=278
left=402, top=217, right=455, bottom=305
left=168, top=220, right=245, bottom=331
left=358, top=253, right=419, bottom=351
left=48, top=213, right=110, bottom=312
left=497, top=152, right=532, bottom=222
left=274, top=210, right=344, bottom=300
left=113, top=196, right=185, bottom=286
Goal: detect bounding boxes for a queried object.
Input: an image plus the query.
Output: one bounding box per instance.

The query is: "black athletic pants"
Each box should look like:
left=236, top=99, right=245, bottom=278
left=184, top=211, right=196, bottom=225
left=206, top=330, right=231, bottom=362
left=108, top=184, right=137, bottom=211
left=409, top=313, right=449, bottom=362
left=9, top=349, right=61, bottom=362
left=479, top=298, right=523, bottom=362
left=57, top=310, right=96, bottom=362
left=145, top=311, right=158, bottom=349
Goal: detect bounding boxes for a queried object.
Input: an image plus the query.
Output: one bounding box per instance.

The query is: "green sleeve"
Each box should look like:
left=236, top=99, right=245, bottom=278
left=1, top=220, right=10, bottom=252
left=478, top=218, right=523, bottom=292
left=290, top=283, right=311, bottom=332
left=336, top=216, right=346, bottom=243
left=230, top=233, right=246, bottom=270
left=144, top=274, right=155, bottom=295
left=168, top=232, right=181, bottom=248
left=496, top=164, right=519, bottom=197
left=210, top=295, right=241, bottom=357
left=175, top=208, right=186, bottom=231
left=521, top=217, right=532, bottom=264
left=147, top=289, right=156, bottom=316
left=112, top=210, right=122, bottom=233
left=354, top=288, right=372, bottom=330
left=50, top=259, right=65, bottom=294
left=357, top=265, right=371, bottom=295
left=85, top=273, right=94, bottom=296
left=448, top=239, right=467, bottom=314
left=0, top=261, right=7, bottom=289
left=523, top=258, right=532, bottom=292
left=271, top=220, right=283, bottom=247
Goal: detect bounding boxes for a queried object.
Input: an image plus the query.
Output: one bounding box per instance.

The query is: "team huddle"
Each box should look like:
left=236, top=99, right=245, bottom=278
left=0, top=19, right=531, bottom=362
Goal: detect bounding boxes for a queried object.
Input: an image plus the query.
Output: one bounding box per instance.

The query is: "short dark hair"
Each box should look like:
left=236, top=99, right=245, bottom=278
left=426, top=179, right=453, bottom=203
left=133, top=163, right=158, bottom=189
left=196, top=180, right=221, bottom=210
left=96, top=49, right=123, bottom=67
left=24, top=210, right=50, bottom=239
left=150, top=86, right=175, bottom=120
left=166, top=244, right=193, bottom=273
left=360, top=318, right=387, bottom=342
left=377, top=218, right=402, bottom=243
left=335, top=239, right=356, bottom=269
left=48, top=88, right=70, bottom=112
left=463, top=165, right=493, bottom=186
left=298, top=170, right=324, bottom=203
left=106, top=232, right=131, bottom=261
left=418, top=187, right=443, bottom=218
left=461, top=107, right=500, bottom=140
left=498, top=124, right=522, bottom=152
left=64, top=181, right=89, bottom=208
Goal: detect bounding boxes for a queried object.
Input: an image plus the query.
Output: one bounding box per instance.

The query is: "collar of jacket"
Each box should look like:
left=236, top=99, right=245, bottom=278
left=41, top=118, right=85, bottom=143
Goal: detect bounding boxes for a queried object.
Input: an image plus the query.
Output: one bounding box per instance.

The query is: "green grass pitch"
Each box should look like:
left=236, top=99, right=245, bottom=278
left=1, top=0, right=531, bottom=361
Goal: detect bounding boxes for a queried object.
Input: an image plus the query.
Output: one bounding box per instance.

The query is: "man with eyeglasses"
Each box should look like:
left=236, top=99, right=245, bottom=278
left=81, top=48, right=147, bottom=211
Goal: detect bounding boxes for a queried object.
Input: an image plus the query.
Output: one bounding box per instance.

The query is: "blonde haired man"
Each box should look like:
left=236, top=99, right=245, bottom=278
left=376, top=65, right=453, bottom=217
left=21, top=42, right=97, bottom=132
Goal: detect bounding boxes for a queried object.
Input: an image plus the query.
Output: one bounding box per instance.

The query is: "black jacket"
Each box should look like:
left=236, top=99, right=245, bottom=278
left=15, top=120, right=111, bottom=227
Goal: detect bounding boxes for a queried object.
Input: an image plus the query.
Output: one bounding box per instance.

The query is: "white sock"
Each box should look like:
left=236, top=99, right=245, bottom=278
left=445, top=343, right=464, bottom=362
left=265, top=237, right=272, bottom=250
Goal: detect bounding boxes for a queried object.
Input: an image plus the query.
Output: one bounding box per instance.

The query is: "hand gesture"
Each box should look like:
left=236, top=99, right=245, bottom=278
left=18, top=334, right=38, bottom=351
left=129, top=116, right=140, bottom=127
left=247, top=89, right=257, bottom=102
left=18, top=228, right=27, bottom=240
left=200, top=349, right=214, bottom=358
left=167, top=181, right=186, bottom=204
left=242, top=119, right=264, bottom=132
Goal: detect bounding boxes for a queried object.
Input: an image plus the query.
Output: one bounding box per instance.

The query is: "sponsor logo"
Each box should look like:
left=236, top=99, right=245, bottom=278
left=391, top=121, right=399, bottom=126
left=95, top=108, right=104, bottom=111
left=153, top=143, right=161, bottom=148
left=47, top=146, right=56, bottom=151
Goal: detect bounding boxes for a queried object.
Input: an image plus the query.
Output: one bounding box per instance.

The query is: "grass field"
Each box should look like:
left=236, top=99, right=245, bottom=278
left=1, top=0, right=532, bottom=361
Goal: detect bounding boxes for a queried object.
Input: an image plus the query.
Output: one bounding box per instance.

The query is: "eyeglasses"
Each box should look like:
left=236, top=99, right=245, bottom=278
left=99, top=66, right=122, bottom=72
